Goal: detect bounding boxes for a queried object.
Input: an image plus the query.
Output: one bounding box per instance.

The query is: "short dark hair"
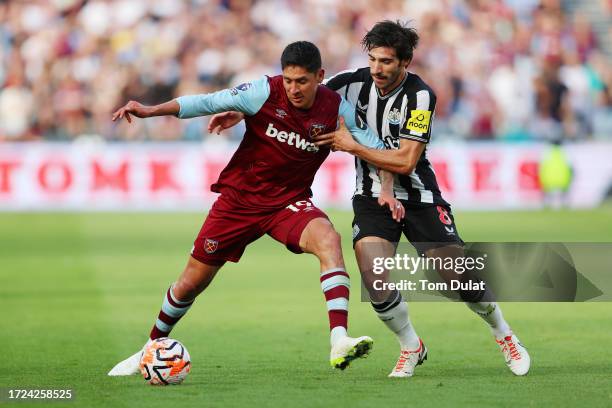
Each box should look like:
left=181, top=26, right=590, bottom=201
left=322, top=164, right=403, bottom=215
left=280, top=41, right=322, bottom=73
left=361, top=20, right=419, bottom=62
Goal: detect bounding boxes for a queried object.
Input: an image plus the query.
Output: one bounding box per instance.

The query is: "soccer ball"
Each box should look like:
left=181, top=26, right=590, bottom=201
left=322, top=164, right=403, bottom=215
left=139, top=338, right=191, bottom=385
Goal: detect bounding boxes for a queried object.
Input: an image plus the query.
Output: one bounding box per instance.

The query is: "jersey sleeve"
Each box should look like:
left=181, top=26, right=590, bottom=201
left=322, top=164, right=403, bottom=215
left=176, top=76, right=270, bottom=118
left=324, top=70, right=357, bottom=91
left=398, top=89, right=436, bottom=144
left=338, top=97, right=385, bottom=150
left=324, top=68, right=370, bottom=103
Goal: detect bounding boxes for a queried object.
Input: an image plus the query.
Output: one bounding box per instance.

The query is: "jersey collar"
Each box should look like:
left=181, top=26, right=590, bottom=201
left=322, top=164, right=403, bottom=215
left=375, top=72, right=408, bottom=100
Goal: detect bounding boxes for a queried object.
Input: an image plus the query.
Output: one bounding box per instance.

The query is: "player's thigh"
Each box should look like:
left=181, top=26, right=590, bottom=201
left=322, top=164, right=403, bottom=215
left=402, top=204, right=464, bottom=255
left=265, top=198, right=334, bottom=255
left=352, top=194, right=402, bottom=247
left=191, top=194, right=264, bottom=265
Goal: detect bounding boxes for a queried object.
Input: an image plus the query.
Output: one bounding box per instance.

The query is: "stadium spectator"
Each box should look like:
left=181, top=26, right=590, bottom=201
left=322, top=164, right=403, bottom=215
left=0, top=0, right=610, bottom=142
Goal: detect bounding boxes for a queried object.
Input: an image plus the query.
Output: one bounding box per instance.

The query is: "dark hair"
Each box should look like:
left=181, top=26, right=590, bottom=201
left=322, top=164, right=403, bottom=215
left=280, top=41, right=322, bottom=73
left=361, top=20, right=419, bottom=62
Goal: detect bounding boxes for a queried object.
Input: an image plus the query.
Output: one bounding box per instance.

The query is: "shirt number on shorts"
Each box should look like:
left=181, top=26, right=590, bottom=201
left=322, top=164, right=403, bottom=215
left=437, top=205, right=452, bottom=225
left=286, top=200, right=312, bottom=212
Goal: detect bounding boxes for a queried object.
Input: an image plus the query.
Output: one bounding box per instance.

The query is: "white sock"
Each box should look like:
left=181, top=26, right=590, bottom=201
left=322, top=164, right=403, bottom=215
left=330, top=326, right=348, bottom=346
left=372, top=290, right=420, bottom=350
left=466, top=301, right=511, bottom=338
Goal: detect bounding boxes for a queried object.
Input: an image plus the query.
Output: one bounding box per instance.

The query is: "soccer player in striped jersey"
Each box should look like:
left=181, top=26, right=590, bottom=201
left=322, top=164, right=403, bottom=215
left=315, top=21, right=530, bottom=377
left=106, top=41, right=406, bottom=377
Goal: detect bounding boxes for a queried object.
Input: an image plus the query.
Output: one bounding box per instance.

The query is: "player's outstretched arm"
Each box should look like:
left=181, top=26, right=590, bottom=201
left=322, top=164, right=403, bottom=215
left=113, top=78, right=269, bottom=125
left=112, top=100, right=179, bottom=123
left=177, top=78, right=269, bottom=119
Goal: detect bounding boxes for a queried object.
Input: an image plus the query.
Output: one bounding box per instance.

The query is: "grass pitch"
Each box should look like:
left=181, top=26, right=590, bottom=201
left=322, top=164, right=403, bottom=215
left=1, top=208, right=612, bottom=407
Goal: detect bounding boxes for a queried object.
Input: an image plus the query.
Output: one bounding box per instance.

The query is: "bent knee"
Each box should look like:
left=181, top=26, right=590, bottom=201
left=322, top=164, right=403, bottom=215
left=172, top=279, right=200, bottom=302
left=307, top=227, right=343, bottom=260
left=321, top=228, right=341, bottom=247
left=174, top=259, right=219, bottom=300
left=315, top=228, right=342, bottom=254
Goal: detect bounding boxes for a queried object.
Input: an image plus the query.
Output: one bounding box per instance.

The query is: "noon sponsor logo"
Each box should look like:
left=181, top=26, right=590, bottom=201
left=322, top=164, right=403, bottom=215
left=406, top=109, right=432, bottom=133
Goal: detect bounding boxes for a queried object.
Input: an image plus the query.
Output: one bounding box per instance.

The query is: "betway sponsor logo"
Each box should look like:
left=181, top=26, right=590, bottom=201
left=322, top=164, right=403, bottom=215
left=265, top=123, right=319, bottom=153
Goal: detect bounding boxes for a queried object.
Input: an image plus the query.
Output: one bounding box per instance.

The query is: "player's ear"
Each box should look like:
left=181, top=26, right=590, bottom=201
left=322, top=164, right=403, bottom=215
left=315, top=68, right=325, bottom=83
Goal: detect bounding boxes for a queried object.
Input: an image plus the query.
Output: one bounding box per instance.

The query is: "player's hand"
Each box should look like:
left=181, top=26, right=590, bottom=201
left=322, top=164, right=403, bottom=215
left=313, top=117, right=359, bottom=152
left=208, top=111, right=245, bottom=134
left=378, top=193, right=405, bottom=222
left=111, top=101, right=151, bottom=123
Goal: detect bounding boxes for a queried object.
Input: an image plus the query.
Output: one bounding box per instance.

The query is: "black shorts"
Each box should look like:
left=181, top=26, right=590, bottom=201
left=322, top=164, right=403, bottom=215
left=351, top=195, right=464, bottom=254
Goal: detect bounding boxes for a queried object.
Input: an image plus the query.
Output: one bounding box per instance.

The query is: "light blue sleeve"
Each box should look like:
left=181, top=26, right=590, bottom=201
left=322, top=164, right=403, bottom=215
left=337, top=97, right=385, bottom=150
left=176, top=76, right=270, bottom=118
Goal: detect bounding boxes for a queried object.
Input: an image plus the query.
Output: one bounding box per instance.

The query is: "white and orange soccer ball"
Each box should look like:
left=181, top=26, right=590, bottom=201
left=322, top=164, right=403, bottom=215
left=139, top=338, right=191, bottom=385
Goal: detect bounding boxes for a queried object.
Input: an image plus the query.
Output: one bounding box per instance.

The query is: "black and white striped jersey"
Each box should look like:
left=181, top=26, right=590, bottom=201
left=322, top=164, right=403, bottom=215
left=324, top=67, right=448, bottom=206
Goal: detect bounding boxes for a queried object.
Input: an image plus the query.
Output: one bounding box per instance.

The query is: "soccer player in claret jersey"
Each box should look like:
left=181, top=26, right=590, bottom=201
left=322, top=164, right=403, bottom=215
left=107, top=41, right=406, bottom=376
left=209, top=22, right=531, bottom=378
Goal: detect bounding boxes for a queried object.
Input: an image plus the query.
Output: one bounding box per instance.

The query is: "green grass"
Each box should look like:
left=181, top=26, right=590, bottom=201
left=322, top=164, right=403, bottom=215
left=1, top=209, right=612, bottom=408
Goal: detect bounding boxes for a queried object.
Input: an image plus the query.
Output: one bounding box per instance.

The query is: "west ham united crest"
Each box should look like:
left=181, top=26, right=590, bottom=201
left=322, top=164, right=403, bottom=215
left=304, top=123, right=325, bottom=153
left=309, top=123, right=326, bottom=138
left=204, top=238, right=219, bottom=254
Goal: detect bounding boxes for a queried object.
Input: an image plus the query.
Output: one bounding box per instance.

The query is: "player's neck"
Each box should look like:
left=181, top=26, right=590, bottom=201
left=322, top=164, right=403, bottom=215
left=378, top=70, right=407, bottom=97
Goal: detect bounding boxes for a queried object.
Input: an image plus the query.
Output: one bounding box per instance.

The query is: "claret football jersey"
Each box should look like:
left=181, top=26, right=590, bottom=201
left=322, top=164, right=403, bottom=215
left=176, top=75, right=384, bottom=208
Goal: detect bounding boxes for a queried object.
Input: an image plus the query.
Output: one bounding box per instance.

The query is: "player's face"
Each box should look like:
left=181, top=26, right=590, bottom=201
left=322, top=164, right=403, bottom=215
left=368, top=47, right=409, bottom=95
left=282, top=65, right=324, bottom=110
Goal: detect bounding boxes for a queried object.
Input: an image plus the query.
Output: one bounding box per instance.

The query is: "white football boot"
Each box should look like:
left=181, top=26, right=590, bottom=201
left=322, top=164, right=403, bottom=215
left=108, top=339, right=153, bottom=376
left=496, top=333, right=530, bottom=376
left=107, top=349, right=144, bottom=376
left=330, top=336, right=373, bottom=370
left=388, top=338, right=428, bottom=378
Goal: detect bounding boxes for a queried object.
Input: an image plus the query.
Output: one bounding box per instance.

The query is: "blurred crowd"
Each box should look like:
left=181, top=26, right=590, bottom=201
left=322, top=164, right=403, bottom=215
left=0, top=0, right=611, bottom=142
